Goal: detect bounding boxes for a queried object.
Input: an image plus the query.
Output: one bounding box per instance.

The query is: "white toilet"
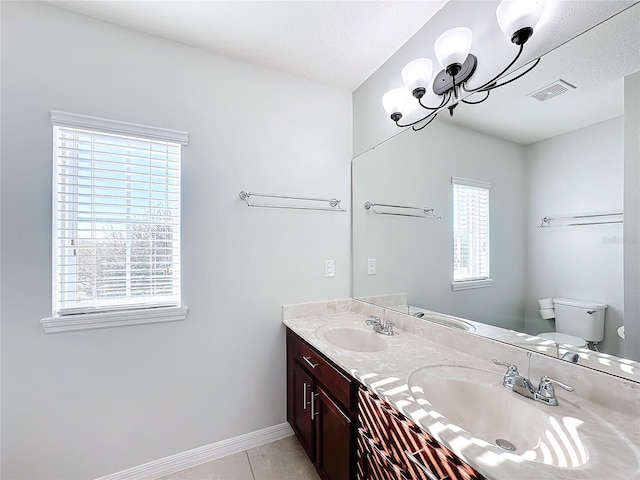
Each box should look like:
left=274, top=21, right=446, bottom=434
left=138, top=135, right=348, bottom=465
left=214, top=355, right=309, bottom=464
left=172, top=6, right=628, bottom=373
left=538, top=298, right=607, bottom=349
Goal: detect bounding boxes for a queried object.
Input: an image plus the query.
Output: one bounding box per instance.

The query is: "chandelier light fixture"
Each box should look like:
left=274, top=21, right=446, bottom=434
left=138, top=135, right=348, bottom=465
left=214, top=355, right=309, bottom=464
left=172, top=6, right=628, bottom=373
left=382, top=0, right=549, bottom=131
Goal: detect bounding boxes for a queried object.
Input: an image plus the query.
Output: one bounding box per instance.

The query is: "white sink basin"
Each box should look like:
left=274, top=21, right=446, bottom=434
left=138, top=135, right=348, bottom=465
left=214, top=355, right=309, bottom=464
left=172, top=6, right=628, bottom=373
left=426, top=314, right=475, bottom=332
left=321, top=327, right=388, bottom=352
left=410, top=310, right=476, bottom=332
left=408, top=365, right=595, bottom=467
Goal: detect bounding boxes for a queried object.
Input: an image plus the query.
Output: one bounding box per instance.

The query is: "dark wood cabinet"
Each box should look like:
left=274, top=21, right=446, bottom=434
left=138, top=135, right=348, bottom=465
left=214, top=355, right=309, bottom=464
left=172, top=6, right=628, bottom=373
left=286, top=328, right=357, bottom=480
left=357, top=386, right=485, bottom=480
left=287, top=327, right=486, bottom=480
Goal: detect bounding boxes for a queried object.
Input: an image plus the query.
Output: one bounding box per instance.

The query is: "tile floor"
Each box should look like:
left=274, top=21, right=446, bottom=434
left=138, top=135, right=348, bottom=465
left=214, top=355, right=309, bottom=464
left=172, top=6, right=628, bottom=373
left=161, top=436, right=320, bottom=480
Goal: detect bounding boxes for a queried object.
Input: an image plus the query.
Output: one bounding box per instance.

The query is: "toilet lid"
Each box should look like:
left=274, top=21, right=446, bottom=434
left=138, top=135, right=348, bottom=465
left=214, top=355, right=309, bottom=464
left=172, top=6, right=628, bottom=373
left=538, top=332, right=587, bottom=348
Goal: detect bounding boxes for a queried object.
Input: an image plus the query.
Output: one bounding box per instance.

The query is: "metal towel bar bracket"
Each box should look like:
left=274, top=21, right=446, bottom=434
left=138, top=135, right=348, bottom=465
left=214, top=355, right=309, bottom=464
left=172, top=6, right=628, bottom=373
left=364, top=201, right=441, bottom=219
left=239, top=191, right=346, bottom=212
left=539, top=212, right=623, bottom=228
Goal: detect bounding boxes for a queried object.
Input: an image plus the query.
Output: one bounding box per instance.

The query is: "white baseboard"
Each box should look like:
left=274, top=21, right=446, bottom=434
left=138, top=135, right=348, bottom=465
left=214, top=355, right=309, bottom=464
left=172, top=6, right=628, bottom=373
left=96, top=422, right=294, bottom=480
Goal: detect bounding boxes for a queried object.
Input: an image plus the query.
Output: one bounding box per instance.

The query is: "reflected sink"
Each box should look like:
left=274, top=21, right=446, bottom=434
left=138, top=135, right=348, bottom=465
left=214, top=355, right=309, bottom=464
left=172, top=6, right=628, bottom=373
left=408, top=365, right=592, bottom=467
left=410, top=310, right=476, bottom=332
left=426, top=315, right=475, bottom=332
left=322, top=327, right=388, bottom=352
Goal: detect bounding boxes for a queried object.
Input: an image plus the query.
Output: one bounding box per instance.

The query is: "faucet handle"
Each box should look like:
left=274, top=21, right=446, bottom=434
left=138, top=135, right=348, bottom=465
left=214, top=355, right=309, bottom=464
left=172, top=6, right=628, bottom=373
left=365, top=315, right=381, bottom=325
left=492, top=358, right=519, bottom=376
left=539, top=376, right=574, bottom=395
left=492, top=359, right=520, bottom=389
left=381, top=320, right=396, bottom=336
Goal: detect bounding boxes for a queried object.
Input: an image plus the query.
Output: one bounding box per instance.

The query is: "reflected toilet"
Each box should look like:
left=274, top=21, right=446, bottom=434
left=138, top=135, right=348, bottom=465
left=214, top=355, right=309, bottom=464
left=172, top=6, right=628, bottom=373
left=538, top=298, right=606, bottom=349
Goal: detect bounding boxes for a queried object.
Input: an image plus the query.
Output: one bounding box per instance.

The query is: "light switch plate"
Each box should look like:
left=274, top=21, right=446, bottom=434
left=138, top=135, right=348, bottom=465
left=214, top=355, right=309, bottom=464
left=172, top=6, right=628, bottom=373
left=325, top=259, right=335, bottom=278
left=367, top=258, right=376, bottom=275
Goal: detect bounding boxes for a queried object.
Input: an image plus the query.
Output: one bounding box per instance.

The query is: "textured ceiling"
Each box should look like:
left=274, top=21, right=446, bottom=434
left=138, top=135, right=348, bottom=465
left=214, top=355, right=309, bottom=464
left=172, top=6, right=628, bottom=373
left=44, top=0, right=448, bottom=90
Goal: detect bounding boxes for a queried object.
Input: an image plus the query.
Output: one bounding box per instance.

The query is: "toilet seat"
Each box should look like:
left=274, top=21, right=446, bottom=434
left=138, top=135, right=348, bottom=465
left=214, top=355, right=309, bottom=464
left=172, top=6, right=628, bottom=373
left=538, top=332, right=588, bottom=348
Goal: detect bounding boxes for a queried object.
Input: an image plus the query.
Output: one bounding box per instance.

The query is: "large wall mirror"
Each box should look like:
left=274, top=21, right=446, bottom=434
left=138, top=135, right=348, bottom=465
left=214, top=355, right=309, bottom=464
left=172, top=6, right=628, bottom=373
left=352, top=3, right=640, bottom=382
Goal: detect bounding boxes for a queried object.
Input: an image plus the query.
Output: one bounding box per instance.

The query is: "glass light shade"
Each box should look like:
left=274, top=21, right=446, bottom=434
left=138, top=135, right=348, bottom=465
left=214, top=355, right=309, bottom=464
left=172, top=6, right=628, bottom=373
left=434, top=27, right=473, bottom=70
left=401, top=58, right=433, bottom=95
left=381, top=88, right=412, bottom=118
left=496, top=0, right=547, bottom=40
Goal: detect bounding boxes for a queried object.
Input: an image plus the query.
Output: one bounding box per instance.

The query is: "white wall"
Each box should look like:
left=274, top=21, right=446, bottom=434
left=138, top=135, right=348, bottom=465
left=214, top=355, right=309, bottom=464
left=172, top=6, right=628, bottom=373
left=353, top=120, right=527, bottom=330
left=0, top=2, right=351, bottom=479
left=524, top=118, right=624, bottom=355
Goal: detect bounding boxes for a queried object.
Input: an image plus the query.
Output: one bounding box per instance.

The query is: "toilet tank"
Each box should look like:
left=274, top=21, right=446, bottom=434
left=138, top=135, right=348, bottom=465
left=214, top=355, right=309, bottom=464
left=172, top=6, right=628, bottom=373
left=553, top=298, right=606, bottom=343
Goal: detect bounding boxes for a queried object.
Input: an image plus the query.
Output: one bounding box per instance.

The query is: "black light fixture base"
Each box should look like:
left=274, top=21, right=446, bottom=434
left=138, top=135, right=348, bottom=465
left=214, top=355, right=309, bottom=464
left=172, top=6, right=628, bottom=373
left=511, top=27, right=533, bottom=46
left=390, top=112, right=402, bottom=122
left=446, top=63, right=462, bottom=77
left=433, top=54, right=477, bottom=95
left=412, top=87, right=426, bottom=99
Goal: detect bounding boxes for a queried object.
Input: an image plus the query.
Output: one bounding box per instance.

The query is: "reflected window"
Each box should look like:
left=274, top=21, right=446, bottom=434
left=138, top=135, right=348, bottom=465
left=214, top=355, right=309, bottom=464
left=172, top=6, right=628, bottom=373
left=452, top=177, right=492, bottom=290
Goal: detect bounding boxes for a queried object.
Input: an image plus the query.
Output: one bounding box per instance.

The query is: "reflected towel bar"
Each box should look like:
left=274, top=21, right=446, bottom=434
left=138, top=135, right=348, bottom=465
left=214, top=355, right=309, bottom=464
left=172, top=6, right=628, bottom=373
left=239, top=191, right=346, bottom=212
left=538, top=212, right=623, bottom=228
left=364, top=201, right=441, bottom=219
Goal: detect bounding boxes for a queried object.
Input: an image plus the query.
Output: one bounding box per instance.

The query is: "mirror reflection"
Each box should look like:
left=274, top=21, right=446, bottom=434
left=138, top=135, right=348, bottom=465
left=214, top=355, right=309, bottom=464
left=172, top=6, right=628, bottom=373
left=352, top=4, right=640, bottom=381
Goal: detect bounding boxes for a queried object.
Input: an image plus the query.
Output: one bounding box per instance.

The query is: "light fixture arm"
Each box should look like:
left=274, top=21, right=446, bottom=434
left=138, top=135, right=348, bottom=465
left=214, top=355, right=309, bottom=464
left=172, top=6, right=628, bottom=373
left=462, top=43, right=525, bottom=94
left=477, top=56, right=541, bottom=91
left=394, top=91, right=451, bottom=129
left=395, top=109, right=438, bottom=129
left=461, top=89, right=490, bottom=105
left=418, top=92, right=450, bottom=111
left=413, top=113, right=439, bottom=131
left=448, top=72, right=460, bottom=116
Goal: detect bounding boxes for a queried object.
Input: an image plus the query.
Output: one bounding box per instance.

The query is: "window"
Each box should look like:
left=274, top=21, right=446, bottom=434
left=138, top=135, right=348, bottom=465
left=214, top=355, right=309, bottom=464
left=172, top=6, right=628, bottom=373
left=42, top=111, right=188, bottom=332
left=452, top=177, right=492, bottom=291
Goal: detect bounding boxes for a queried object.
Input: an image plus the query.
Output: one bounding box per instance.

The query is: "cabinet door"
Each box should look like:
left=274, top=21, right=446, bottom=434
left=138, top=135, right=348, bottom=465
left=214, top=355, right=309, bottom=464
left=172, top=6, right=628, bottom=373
left=357, top=430, right=408, bottom=480
left=290, top=359, right=315, bottom=458
left=315, top=386, right=353, bottom=480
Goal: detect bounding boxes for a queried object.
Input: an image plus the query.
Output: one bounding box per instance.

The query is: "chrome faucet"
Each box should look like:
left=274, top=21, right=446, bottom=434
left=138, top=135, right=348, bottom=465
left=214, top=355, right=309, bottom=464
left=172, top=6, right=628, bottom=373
left=365, top=315, right=396, bottom=336
left=492, top=358, right=574, bottom=406
left=560, top=351, right=580, bottom=363
left=555, top=343, right=580, bottom=363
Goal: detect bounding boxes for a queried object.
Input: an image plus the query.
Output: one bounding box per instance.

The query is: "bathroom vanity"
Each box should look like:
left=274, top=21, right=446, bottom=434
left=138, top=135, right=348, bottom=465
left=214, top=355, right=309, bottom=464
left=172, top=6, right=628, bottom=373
left=283, top=299, right=640, bottom=480
left=287, top=328, right=484, bottom=480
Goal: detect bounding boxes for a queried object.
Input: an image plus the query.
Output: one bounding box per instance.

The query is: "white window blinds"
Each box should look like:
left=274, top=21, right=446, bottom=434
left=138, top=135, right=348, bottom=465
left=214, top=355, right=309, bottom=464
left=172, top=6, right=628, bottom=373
left=51, top=111, right=188, bottom=316
left=452, top=177, right=490, bottom=283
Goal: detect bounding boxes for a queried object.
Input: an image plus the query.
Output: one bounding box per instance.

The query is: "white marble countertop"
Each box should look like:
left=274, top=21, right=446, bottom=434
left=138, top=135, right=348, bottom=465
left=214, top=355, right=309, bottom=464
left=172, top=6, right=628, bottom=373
left=283, top=301, right=640, bottom=480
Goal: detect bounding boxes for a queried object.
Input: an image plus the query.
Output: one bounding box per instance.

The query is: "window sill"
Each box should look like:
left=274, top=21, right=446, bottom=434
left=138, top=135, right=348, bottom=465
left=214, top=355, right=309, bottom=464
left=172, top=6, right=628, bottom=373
left=41, top=306, right=188, bottom=333
left=451, top=279, right=493, bottom=291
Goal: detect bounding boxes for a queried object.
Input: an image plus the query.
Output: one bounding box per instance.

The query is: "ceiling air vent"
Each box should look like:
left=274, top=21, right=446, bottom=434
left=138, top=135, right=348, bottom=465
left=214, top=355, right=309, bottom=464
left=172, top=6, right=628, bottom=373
left=527, top=80, right=576, bottom=102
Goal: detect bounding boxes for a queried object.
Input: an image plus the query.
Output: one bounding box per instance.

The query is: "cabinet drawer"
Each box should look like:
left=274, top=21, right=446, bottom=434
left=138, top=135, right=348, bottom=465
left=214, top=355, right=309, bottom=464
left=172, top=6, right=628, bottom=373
left=288, top=330, right=353, bottom=411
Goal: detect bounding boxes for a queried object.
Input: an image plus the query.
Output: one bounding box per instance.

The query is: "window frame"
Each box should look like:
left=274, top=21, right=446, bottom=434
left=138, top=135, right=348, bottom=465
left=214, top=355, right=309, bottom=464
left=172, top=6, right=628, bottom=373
left=451, top=176, right=493, bottom=291
left=41, top=111, right=189, bottom=333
